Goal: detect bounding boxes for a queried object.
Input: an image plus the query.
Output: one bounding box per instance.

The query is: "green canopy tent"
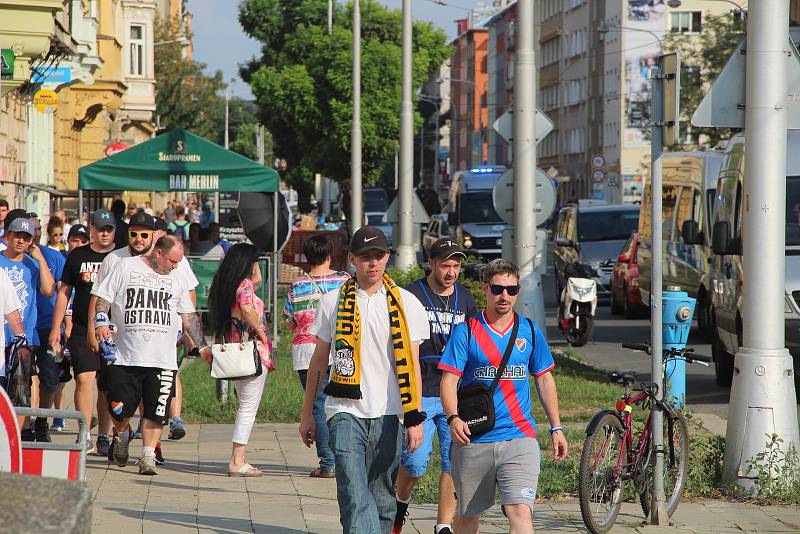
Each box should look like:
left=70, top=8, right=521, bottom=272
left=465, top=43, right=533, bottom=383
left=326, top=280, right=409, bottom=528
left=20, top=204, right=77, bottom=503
left=78, top=128, right=282, bottom=340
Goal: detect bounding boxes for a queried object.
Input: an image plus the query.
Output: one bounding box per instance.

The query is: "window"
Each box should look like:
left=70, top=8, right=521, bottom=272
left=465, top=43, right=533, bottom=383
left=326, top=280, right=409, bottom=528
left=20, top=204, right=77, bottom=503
left=129, top=24, right=145, bottom=76
left=670, top=12, right=702, bottom=34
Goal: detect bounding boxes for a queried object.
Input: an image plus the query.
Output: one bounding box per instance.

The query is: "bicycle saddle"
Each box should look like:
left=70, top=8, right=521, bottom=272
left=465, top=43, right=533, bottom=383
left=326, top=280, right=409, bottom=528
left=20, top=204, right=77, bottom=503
left=608, top=371, right=636, bottom=386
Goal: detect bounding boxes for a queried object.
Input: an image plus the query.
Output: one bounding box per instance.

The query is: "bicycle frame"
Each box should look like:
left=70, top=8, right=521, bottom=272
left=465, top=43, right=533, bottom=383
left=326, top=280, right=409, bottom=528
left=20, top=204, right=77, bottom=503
left=591, top=387, right=653, bottom=481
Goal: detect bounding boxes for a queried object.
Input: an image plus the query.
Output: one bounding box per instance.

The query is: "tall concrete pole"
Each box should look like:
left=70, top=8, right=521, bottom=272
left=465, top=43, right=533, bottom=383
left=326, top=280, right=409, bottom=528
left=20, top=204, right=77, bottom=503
left=512, top=0, right=545, bottom=328
left=350, top=0, right=363, bottom=235
left=395, top=0, right=416, bottom=270
left=723, top=0, right=799, bottom=490
left=328, top=0, right=333, bottom=35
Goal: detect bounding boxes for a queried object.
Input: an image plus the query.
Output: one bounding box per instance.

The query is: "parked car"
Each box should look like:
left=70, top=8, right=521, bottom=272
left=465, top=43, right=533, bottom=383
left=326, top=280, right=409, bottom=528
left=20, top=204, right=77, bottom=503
left=366, top=212, right=393, bottom=246
left=709, top=131, right=800, bottom=388
left=636, top=151, right=723, bottom=338
left=610, top=233, right=645, bottom=318
left=553, top=202, right=640, bottom=303
left=422, top=214, right=449, bottom=259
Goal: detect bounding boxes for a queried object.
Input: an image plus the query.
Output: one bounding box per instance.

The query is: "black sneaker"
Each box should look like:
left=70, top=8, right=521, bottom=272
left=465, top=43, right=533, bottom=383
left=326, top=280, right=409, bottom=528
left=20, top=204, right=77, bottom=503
left=95, top=434, right=110, bottom=456
left=34, top=418, right=51, bottom=443
left=392, top=500, right=410, bottom=534
left=20, top=428, right=35, bottom=442
left=154, top=443, right=165, bottom=465
left=435, top=528, right=453, bottom=534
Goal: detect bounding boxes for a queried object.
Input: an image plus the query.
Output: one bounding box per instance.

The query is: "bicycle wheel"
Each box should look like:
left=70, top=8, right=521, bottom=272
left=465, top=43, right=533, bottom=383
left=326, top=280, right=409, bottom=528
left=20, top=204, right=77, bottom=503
left=579, top=413, right=627, bottom=534
left=639, top=408, right=689, bottom=518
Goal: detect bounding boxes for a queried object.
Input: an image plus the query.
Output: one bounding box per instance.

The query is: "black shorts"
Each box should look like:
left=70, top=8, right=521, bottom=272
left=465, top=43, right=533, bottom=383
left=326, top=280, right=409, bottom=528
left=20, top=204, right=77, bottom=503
left=34, top=328, right=59, bottom=394
left=66, top=328, right=100, bottom=376
left=105, top=365, right=176, bottom=426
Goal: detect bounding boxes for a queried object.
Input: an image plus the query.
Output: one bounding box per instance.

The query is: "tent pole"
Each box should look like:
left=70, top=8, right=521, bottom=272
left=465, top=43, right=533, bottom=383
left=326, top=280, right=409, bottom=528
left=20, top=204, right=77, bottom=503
left=273, top=191, right=279, bottom=343
left=79, top=190, right=83, bottom=222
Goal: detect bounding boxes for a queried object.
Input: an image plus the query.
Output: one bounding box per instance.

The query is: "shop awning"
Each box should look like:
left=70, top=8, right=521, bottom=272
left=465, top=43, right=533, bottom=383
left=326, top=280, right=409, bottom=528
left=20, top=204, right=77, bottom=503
left=79, top=129, right=279, bottom=193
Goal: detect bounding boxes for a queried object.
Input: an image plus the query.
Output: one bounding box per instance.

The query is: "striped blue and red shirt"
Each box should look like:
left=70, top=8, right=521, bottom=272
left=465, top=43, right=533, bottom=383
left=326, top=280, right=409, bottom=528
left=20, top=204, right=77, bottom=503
left=439, top=312, right=555, bottom=443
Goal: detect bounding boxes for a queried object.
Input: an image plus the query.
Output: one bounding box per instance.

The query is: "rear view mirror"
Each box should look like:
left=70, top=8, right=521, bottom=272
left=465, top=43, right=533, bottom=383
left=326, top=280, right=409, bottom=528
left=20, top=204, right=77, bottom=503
left=712, top=221, right=730, bottom=255
left=681, top=220, right=704, bottom=245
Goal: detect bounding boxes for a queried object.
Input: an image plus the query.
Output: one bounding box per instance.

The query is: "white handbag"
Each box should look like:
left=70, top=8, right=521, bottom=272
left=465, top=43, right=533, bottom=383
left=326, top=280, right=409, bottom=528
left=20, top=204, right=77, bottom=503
left=211, top=320, right=263, bottom=380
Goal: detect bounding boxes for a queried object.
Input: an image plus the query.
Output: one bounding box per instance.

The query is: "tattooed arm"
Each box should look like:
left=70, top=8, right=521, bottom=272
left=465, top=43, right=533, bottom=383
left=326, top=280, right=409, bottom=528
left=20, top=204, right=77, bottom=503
left=94, top=297, right=115, bottom=342
left=180, top=311, right=211, bottom=364
left=6, top=309, right=25, bottom=337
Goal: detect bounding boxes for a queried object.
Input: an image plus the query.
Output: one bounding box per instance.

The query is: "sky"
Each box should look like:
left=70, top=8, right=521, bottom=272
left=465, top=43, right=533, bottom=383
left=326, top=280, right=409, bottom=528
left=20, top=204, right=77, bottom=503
left=189, top=0, right=474, bottom=99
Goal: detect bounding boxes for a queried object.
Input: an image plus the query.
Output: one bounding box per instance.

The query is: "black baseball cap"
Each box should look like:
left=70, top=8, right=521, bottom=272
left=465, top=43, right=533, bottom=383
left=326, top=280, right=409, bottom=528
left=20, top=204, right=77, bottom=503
left=154, top=218, right=168, bottom=232
left=128, top=211, right=155, bottom=230
left=92, top=209, right=116, bottom=229
left=68, top=224, right=89, bottom=240
left=350, top=225, right=390, bottom=256
left=430, top=238, right=466, bottom=261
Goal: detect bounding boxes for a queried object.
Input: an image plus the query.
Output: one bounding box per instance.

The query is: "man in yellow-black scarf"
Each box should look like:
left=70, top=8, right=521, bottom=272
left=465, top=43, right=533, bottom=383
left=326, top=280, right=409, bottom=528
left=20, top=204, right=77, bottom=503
left=300, top=226, right=430, bottom=534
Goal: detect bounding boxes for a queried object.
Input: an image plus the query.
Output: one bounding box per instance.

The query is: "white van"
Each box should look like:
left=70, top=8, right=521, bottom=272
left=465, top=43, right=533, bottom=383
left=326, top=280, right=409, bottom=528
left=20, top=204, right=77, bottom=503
left=636, top=151, right=723, bottom=336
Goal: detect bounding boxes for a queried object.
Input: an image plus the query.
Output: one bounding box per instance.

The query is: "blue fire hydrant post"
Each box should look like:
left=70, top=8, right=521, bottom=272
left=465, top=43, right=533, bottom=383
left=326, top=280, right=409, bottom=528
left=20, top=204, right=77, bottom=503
left=663, top=287, right=696, bottom=409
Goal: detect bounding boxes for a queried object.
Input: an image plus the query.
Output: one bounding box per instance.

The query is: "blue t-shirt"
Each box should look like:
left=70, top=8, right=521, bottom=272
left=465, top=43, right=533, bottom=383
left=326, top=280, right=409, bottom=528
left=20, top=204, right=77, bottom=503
left=0, top=254, right=41, bottom=346
left=439, top=312, right=555, bottom=443
left=36, top=246, right=65, bottom=330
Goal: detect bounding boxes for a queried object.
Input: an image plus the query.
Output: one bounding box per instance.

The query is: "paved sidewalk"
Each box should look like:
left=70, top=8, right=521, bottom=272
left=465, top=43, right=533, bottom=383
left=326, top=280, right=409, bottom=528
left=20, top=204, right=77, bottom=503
left=43, top=420, right=799, bottom=533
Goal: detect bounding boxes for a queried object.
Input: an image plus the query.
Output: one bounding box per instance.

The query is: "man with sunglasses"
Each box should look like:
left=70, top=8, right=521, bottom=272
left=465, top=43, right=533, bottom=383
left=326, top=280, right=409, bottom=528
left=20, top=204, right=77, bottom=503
left=439, top=259, right=568, bottom=534
left=393, top=239, right=477, bottom=534
left=50, top=209, right=117, bottom=452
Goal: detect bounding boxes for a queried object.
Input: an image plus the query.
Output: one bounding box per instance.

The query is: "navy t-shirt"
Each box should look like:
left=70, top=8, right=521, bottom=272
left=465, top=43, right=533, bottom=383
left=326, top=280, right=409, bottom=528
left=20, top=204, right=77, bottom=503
left=36, top=245, right=65, bottom=330
left=404, top=278, right=478, bottom=397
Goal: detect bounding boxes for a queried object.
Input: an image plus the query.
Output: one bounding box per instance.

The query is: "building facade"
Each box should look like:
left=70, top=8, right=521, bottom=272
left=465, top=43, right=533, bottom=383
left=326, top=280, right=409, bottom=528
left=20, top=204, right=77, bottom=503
left=450, top=24, right=489, bottom=172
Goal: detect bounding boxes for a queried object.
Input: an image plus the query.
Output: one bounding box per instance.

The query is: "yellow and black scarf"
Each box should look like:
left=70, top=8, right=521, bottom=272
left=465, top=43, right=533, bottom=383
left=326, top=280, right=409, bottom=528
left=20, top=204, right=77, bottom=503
left=324, top=273, right=425, bottom=427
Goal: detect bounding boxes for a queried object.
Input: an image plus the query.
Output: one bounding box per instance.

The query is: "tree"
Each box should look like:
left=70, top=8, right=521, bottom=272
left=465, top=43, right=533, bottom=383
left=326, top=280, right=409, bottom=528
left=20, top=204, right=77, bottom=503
left=218, top=97, right=274, bottom=161
left=663, top=12, right=745, bottom=149
left=238, top=0, right=451, bottom=202
left=154, top=17, right=227, bottom=140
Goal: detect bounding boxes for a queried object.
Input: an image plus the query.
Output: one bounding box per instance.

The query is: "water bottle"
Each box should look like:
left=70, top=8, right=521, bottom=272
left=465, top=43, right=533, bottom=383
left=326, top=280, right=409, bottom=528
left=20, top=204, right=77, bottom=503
left=100, top=323, right=118, bottom=363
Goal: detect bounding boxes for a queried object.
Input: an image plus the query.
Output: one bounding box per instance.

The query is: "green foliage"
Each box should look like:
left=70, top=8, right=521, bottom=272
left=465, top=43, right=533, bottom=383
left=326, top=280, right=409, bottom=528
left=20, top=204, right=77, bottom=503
left=154, top=17, right=227, bottom=140
left=386, top=265, right=426, bottom=288
left=224, top=98, right=274, bottom=161
left=238, top=0, right=451, bottom=191
left=744, top=433, right=800, bottom=503
left=662, top=12, right=744, bottom=148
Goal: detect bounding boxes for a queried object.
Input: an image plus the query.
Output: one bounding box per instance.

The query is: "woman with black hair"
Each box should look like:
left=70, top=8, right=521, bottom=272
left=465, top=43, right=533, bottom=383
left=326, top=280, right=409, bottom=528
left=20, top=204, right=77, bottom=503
left=208, top=243, right=273, bottom=477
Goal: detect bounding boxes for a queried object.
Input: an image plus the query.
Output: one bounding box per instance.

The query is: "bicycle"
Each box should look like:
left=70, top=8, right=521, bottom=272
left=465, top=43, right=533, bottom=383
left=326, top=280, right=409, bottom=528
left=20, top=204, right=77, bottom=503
left=577, top=343, right=712, bottom=534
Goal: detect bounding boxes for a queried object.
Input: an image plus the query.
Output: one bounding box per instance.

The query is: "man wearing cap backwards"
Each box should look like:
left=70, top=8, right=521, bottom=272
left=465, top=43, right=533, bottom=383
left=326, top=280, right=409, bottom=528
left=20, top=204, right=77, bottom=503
left=393, top=239, right=478, bottom=534
left=50, top=209, right=117, bottom=451
left=299, top=226, right=430, bottom=534
left=0, top=214, right=56, bottom=419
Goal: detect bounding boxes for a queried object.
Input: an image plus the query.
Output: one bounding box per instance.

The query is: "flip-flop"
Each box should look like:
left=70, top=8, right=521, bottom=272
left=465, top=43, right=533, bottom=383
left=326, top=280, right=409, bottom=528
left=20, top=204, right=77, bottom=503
left=228, top=463, right=263, bottom=477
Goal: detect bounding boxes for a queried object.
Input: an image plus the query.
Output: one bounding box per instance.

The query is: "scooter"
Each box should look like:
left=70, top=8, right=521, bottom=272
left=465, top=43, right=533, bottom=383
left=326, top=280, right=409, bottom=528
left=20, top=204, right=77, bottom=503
left=558, top=261, right=598, bottom=347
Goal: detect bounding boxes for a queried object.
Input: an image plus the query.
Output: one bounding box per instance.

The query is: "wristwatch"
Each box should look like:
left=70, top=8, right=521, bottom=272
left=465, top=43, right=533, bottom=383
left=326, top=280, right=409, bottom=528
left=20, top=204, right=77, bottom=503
left=447, top=414, right=460, bottom=425
left=549, top=425, right=564, bottom=435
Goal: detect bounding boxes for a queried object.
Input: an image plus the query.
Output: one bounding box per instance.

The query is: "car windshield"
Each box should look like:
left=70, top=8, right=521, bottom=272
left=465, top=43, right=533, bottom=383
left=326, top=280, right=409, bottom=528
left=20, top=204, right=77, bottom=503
left=577, top=210, right=640, bottom=242
left=367, top=214, right=385, bottom=226
left=786, top=177, right=800, bottom=246
left=460, top=192, right=503, bottom=223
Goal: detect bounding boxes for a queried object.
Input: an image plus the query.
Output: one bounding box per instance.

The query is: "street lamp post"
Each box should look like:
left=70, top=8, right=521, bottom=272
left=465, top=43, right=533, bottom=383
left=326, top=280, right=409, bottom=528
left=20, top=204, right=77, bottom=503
left=350, top=0, right=363, bottom=235
left=396, top=0, right=416, bottom=270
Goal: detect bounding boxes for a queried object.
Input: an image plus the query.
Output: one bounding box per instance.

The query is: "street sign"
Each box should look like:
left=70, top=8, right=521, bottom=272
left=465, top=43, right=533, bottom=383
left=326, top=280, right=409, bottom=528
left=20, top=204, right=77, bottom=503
left=661, top=52, right=681, bottom=147
left=591, top=169, right=606, bottom=183
left=591, top=154, right=605, bottom=169
left=32, top=66, right=71, bottom=85
left=492, top=168, right=556, bottom=226
left=493, top=107, right=555, bottom=144
left=32, top=89, right=58, bottom=113
left=383, top=193, right=430, bottom=224
left=1, top=49, right=14, bottom=80
left=692, top=36, right=800, bottom=129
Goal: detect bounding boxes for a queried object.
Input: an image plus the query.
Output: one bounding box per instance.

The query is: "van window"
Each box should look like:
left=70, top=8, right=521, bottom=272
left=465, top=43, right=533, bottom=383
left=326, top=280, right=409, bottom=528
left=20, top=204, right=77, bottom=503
left=786, top=177, right=800, bottom=246
left=638, top=185, right=678, bottom=240
left=565, top=209, right=577, bottom=241
left=715, top=176, right=737, bottom=224
left=460, top=191, right=503, bottom=223
left=675, top=186, right=699, bottom=242
left=577, top=210, right=639, bottom=242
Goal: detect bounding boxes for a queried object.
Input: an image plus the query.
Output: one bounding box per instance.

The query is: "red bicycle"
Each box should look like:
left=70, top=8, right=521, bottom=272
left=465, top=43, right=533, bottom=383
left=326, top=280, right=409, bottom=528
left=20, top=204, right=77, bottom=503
left=578, top=343, right=711, bottom=534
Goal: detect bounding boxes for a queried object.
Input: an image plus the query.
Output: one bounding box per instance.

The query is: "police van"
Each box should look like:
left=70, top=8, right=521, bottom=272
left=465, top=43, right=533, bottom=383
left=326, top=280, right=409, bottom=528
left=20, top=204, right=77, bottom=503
left=447, top=167, right=510, bottom=259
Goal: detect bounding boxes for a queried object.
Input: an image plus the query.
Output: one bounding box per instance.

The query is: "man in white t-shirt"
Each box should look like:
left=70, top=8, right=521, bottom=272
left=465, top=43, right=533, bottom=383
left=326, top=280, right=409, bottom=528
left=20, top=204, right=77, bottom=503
left=0, top=267, right=28, bottom=392
left=299, top=226, right=429, bottom=534
left=92, top=236, right=211, bottom=475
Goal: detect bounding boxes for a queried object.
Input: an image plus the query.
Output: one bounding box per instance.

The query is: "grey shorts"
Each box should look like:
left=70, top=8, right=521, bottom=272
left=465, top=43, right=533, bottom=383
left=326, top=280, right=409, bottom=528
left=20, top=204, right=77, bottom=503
left=451, top=437, right=541, bottom=518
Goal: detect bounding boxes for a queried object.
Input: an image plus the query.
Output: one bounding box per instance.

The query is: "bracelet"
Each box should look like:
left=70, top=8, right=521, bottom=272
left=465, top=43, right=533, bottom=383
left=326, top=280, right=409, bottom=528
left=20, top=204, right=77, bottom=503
left=447, top=414, right=460, bottom=425
left=549, top=426, right=564, bottom=435
left=94, top=312, right=111, bottom=329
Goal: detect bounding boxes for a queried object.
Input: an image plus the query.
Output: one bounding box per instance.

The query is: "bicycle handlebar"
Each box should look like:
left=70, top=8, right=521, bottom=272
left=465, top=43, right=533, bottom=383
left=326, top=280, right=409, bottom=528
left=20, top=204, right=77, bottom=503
left=621, top=343, right=712, bottom=364
left=622, top=342, right=651, bottom=353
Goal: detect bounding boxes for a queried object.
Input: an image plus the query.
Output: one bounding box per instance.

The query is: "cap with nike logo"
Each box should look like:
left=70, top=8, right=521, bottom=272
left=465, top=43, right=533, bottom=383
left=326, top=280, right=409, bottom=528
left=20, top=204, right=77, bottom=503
left=350, top=225, right=390, bottom=256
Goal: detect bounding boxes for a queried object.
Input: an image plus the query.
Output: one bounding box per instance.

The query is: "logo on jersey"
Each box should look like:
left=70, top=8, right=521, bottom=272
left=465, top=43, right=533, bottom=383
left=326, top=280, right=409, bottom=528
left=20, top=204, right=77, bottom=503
left=521, top=487, right=536, bottom=499
left=79, top=261, right=103, bottom=284
left=111, top=401, right=124, bottom=415
left=515, top=338, right=527, bottom=352
left=474, top=364, right=528, bottom=380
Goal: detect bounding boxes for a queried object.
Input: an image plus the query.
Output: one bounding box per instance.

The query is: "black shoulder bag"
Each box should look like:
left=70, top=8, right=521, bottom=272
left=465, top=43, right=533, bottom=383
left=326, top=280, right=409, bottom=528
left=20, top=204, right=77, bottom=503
left=456, top=314, right=520, bottom=436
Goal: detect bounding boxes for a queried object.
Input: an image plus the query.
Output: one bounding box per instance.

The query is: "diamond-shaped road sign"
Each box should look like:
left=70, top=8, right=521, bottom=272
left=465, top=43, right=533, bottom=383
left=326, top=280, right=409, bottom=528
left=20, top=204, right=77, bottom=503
left=493, top=107, right=555, bottom=144
left=692, top=36, right=800, bottom=129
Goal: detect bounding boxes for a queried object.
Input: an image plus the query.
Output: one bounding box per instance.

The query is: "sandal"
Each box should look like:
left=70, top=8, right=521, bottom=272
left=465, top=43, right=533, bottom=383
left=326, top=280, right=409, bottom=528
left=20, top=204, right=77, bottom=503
left=228, top=463, right=263, bottom=477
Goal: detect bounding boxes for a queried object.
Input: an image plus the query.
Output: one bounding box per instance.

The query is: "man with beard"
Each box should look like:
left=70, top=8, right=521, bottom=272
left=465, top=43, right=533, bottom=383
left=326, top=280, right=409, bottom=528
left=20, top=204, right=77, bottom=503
left=393, top=239, right=477, bottom=534
left=50, top=210, right=116, bottom=451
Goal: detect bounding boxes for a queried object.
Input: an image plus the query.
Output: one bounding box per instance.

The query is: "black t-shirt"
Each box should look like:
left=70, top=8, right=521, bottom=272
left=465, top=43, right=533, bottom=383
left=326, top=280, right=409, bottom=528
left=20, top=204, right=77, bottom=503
left=61, top=245, right=112, bottom=330
left=404, top=278, right=478, bottom=397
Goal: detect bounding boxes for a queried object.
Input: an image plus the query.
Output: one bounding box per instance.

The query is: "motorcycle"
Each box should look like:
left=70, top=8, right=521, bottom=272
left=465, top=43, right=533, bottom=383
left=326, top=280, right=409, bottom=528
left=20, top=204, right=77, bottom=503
left=558, top=261, right=598, bottom=347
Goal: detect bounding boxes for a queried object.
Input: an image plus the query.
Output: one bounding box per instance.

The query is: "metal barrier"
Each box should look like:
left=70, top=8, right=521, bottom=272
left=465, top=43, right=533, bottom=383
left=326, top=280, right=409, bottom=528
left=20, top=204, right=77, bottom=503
left=15, top=408, right=88, bottom=481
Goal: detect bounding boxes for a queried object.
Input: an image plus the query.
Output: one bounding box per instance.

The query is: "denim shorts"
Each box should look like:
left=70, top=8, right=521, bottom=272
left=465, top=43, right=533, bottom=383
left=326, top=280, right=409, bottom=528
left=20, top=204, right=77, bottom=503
left=400, top=396, right=452, bottom=477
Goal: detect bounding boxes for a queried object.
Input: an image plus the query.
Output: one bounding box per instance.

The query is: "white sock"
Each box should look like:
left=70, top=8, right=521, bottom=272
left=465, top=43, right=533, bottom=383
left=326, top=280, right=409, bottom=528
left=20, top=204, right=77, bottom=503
left=396, top=494, right=411, bottom=504
left=142, top=446, right=156, bottom=458
left=435, top=525, right=452, bottom=533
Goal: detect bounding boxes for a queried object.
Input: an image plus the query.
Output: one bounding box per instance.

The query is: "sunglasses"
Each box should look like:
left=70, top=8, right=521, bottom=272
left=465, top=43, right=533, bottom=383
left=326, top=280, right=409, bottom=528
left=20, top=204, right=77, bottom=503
left=489, top=284, right=520, bottom=296
left=129, top=231, right=151, bottom=239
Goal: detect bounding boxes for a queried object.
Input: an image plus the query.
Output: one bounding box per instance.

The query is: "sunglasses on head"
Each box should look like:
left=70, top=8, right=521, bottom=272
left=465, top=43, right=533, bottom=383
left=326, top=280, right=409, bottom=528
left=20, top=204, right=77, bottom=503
left=489, top=284, right=520, bottom=296
left=129, top=231, right=151, bottom=239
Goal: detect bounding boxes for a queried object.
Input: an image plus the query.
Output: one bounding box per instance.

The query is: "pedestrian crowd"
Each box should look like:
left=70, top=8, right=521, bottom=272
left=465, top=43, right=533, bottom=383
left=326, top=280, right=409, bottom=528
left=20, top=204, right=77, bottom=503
left=0, top=191, right=568, bottom=533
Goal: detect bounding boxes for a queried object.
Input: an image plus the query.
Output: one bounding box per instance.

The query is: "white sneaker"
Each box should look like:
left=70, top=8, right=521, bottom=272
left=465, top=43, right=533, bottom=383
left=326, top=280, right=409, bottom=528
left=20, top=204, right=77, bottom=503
left=137, top=455, right=157, bottom=475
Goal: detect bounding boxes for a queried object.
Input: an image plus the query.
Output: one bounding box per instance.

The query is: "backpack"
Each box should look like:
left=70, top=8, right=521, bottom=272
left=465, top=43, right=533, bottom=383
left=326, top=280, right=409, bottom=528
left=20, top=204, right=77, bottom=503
left=173, top=220, right=189, bottom=241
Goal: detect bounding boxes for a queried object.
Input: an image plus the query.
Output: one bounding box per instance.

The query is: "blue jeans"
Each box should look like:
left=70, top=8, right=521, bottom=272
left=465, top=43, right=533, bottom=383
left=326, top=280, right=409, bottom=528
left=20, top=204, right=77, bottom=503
left=297, top=369, right=335, bottom=471
left=328, top=413, right=402, bottom=534
left=400, top=395, right=452, bottom=476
